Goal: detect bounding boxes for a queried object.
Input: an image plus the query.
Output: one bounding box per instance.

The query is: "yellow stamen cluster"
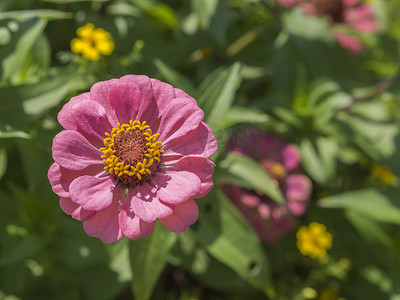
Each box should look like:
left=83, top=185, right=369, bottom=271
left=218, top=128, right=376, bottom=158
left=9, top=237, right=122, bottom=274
left=70, top=23, right=115, bottom=61
left=100, top=120, right=164, bottom=184
left=296, top=222, right=333, bottom=259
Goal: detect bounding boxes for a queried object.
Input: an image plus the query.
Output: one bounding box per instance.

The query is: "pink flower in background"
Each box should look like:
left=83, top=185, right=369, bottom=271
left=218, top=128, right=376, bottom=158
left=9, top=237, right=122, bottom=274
left=222, top=130, right=312, bottom=244
left=279, top=0, right=379, bottom=53
left=48, top=75, right=217, bottom=243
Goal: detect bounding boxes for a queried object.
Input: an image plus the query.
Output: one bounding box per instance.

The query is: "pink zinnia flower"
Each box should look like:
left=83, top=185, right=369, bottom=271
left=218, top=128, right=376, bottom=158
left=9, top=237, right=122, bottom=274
left=278, top=0, right=379, bottom=53
left=222, top=130, right=312, bottom=244
left=48, top=75, right=217, bottom=243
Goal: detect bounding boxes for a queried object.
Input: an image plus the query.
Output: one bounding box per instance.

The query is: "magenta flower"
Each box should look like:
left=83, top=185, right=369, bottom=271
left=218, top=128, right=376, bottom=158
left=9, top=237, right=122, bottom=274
left=48, top=75, right=217, bottom=242
left=279, top=0, right=379, bottom=53
left=222, top=130, right=312, bottom=244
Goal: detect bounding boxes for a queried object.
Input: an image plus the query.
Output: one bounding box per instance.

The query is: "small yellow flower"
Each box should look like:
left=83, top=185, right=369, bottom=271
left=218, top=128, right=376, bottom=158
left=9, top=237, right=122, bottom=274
left=370, top=164, right=396, bottom=186
left=70, top=23, right=115, bottom=61
left=296, top=222, right=332, bottom=259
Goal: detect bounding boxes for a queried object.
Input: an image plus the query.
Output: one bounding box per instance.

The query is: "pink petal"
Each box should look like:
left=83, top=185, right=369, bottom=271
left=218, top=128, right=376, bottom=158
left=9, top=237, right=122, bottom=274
left=282, top=144, right=301, bottom=171
left=160, top=199, right=199, bottom=233
left=150, top=78, right=176, bottom=118
left=90, top=79, right=119, bottom=125
left=157, top=97, right=204, bottom=145
left=127, top=183, right=173, bottom=223
left=163, top=122, right=218, bottom=162
left=152, top=170, right=201, bottom=205
left=121, top=75, right=159, bottom=127
left=285, top=174, right=312, bottom=215
left=109, top=82, right=141, bottom=125
left=57, top=93, right=90, bottom=130
left=48, top=163, right=104, bottom=198
left=174, top=88, right=195, bottom=99
left=70, top=100, right=112, bottom=147
left=69, top=175, right=115, bottom=211
left=83, top=186, right=125, bottom=243
left=240, top=190, right=260, bottom=207
left=334, top=32, right=364, bottom=54
left=52, top=130, right=103, bottom=171
left=163, top=156, right=215, bottom=198
left=59, top=197, right=96, bottom=221
left=119, top=201, right=155, bottom=239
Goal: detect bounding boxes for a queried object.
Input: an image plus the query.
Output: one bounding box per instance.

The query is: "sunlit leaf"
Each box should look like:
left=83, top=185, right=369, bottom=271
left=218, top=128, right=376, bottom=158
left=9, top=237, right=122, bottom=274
left=319, top=188, right=400, bottom=225
left=199, top=63, right=241, bottom=131
left=194, top=189, right=274, bottom=297
left=130, top=222, right=177, bottom=300
left=217, top=152, right=284, bottom=204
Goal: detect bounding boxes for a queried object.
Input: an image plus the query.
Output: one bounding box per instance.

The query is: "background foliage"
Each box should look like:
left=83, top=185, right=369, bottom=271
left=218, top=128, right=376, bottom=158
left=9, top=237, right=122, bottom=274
left=1, top=0, right=400, bottom=299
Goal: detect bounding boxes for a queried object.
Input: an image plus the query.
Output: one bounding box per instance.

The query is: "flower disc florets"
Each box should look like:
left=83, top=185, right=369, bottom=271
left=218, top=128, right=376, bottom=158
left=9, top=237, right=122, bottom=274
left=100, top=120, right=164, bottom=186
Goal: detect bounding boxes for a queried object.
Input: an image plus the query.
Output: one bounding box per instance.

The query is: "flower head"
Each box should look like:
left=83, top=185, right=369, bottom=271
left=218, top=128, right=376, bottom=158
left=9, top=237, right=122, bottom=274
left=222, top=129, right=312, bottom=244
left=296, top=222, right=333, bottom=258
left=48, top=75, right=217, bottom=242
left=70, top=23, right=115, bottom=61
left=279, top=0, right=379, bottom=53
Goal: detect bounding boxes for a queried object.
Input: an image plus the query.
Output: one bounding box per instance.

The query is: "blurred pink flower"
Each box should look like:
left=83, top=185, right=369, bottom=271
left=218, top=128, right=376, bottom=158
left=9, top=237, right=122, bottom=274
left=48, top=75, right=217, bottom=243
left=279, top=0, right=379, bottom=53
left=222, top=130, right=312, bottom=244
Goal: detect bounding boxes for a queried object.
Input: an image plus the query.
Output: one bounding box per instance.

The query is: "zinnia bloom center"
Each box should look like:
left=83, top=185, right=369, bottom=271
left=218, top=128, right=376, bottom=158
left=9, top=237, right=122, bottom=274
left=100, top=120, right=164, bottom=186
left=307, top=0, right=344, bottom=22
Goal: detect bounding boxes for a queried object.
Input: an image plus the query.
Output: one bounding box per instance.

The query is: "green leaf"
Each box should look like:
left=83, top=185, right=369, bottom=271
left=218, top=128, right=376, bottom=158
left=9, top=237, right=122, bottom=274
left=345, top=210, right=393, bottom=249
left=0, top=70, right=84, bottom=127
left=217, top=152, right=284, bottom=204
left=192, top=0, right=219, bottom=29
left=130, top=222, right=178, bottom=300
left=300, top=137, right=338, bottom=184
left=0, top=147, right=7, bottom=180
left=0, top=9, right=73, bottom=21
left=107, top=239, right=132, bottom=283
left=199, top=63, right=241, bottom=131
left=0, top=124, right=30, bottom=139
left=154, top=59, right=196, bottom=96
left=282, top=9, right=334, bottom=42
left=1, top=18, right=47, bottom=83
left=194, top=189, right=274, bottom=297
left=319, top=188, right=400, bottom=225
left=222, top=106, right=269, bottom=128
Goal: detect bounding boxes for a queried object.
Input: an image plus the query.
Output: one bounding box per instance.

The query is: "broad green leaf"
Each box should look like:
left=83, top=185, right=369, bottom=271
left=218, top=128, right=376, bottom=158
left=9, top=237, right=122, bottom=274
left=222, top=106, right=269, bottom=128
left=345, top=210, right=393, bottom=249
left=319, top=188, right=400, bottom=225
left=0, top=9, right=73, bottom=21
left=130, top=222, right=177, bottom=300
left=154, top=59, right=196, bottom=96
left=0, top=147, right=6, bottom=180
left=199, top=63, right=241, bottom=131
left=282, top=9, right=333, bottom=42
left=192, top=0, right=219, bottom=28
left=0, top=124, right=30, bottom=139
left=217, top=152, right=284, bottom=204
left=300, top=137, right=338, bottom=184
left=107, top=239, right=132, bottom=283
left=0, top=70, right=85, bottom=127
left=1, top=18, right=47, bottom=83
left=338, top=113, right=399, bottom=159
left=145, top=4, right=178, bottom=29
left=194, top=189, right=274, bottom=297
